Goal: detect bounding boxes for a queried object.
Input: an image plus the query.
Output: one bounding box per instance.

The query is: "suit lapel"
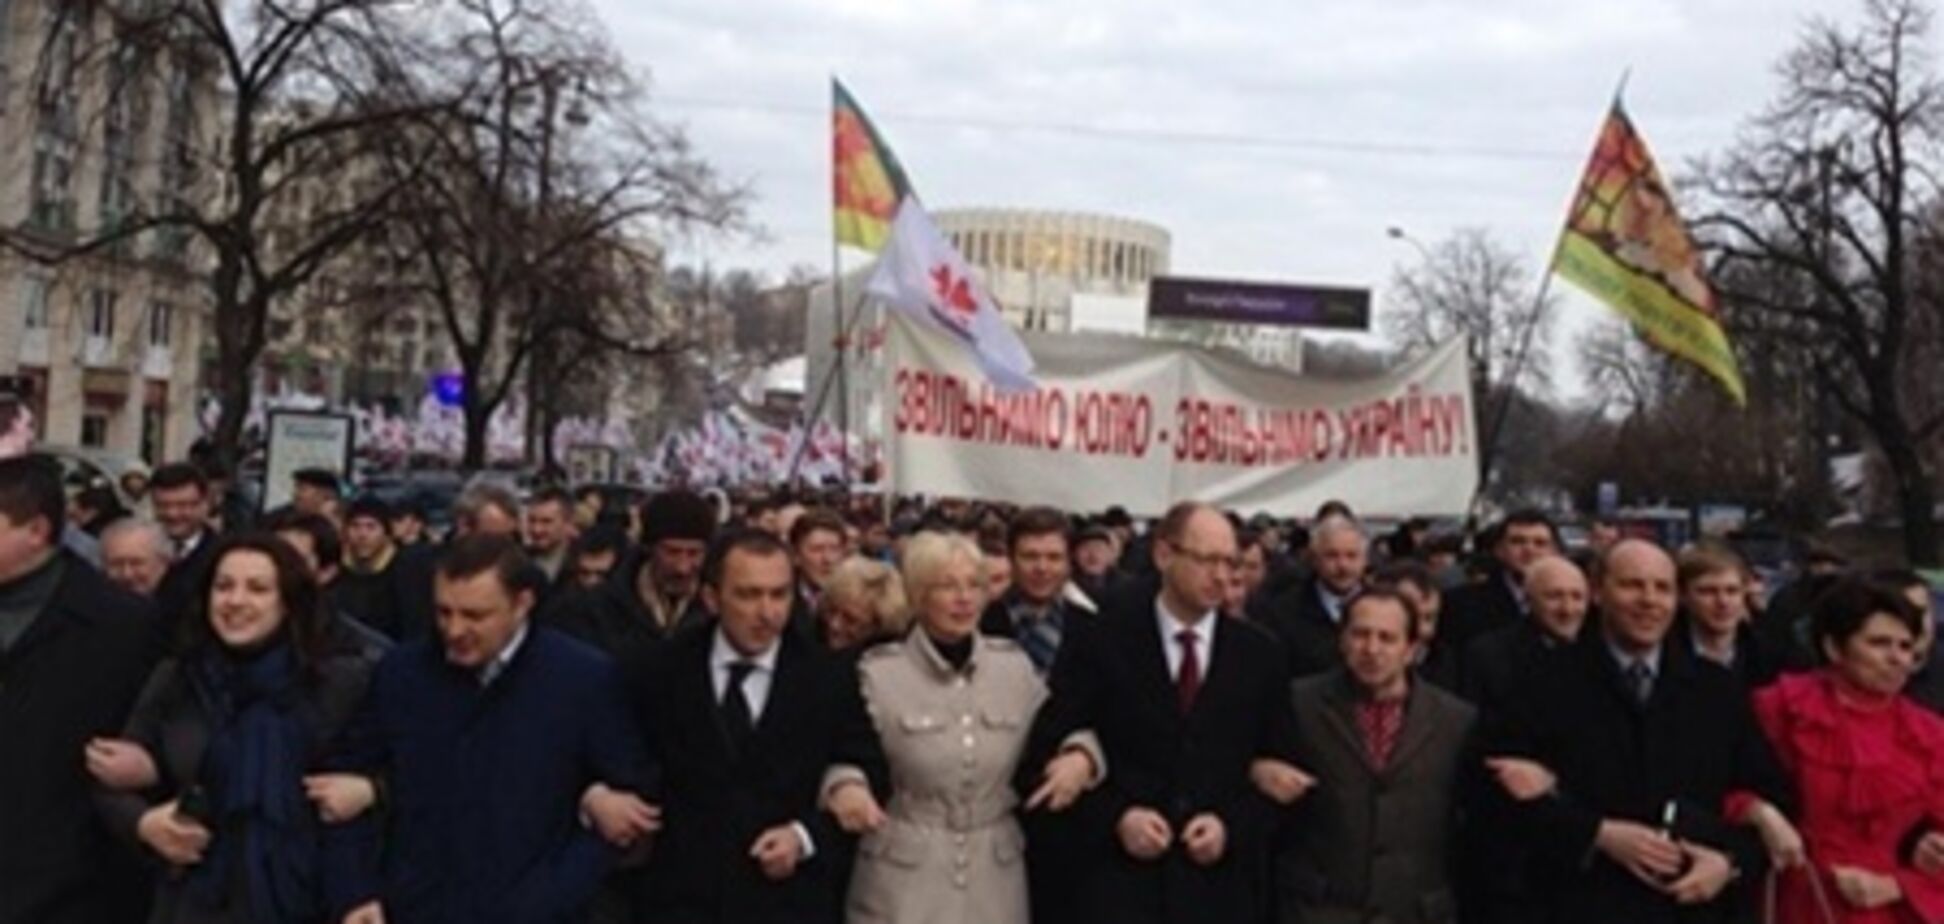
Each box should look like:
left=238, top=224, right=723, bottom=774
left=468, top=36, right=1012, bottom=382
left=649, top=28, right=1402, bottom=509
left=1315, top=675, right=1372, bottom=771
left=681, top=632, right=738, bottom=764
left=1384, top=685, right=1441, bottom=777
left=1122, top=604, right=1180, bottom=728
left=4, top=559, right=88, bottom=661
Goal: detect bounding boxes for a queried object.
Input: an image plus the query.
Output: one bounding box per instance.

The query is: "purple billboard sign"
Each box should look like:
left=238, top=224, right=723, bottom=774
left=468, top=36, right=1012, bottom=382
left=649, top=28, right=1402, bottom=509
left=1148, top=276, right=1371, bottom=330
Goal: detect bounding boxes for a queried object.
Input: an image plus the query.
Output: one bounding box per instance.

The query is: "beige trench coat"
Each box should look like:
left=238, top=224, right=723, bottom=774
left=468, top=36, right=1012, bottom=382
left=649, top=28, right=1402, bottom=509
left=835, top=631, right=1098, bottom=924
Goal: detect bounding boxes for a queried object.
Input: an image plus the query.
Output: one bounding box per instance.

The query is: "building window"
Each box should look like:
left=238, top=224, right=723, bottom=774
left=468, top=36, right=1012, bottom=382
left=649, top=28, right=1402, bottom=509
left=89, top=289, right=117, bottom=338
left=148, top=302, right=173, bottom=347
left=155, top=62, right=198, bottom=259
left=141, top=405, right=165, bottom=465
left=21, top=277, right=50, bottom=329
left=81, top=412, right=108, bottom=448
left=29, top=0, right=82, bottom=233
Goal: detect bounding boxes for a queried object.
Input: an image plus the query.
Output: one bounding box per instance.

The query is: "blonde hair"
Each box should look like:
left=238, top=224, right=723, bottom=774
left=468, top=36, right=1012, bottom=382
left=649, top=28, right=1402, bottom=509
left=900, top=530, right=988, bottom=612
left=822, top=556, right=912, bottom=637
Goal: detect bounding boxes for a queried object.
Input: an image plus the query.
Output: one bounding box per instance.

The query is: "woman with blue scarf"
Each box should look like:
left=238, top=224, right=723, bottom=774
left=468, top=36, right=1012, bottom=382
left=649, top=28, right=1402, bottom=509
left=93, top=533, right=379, bottom=924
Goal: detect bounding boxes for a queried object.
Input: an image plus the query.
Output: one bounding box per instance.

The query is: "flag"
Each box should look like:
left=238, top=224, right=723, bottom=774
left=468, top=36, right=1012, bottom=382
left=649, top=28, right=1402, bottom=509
left=1553, top=100, right=1745, bottom=405
left=866, top=197, right=1037, bottom=391
left=833, top=79, right=914, bottom=252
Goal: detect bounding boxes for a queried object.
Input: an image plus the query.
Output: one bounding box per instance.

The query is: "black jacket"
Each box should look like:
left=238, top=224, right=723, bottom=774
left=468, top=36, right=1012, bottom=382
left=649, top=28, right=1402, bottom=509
left=155, top=534, right=218, bottom=645
left=1440, top=568, right=1524, bottom=656
left=625, top=622, right=883, bottom=924
left=1026, top=582, right=1296, bottom=924
left=1484, top=631, right=1794, bottom=924
left=1252, top=576, right=1345, bottom=680
left=94, top=649, right=379, bottom=923
left=0, top=553, right=164, bottom=924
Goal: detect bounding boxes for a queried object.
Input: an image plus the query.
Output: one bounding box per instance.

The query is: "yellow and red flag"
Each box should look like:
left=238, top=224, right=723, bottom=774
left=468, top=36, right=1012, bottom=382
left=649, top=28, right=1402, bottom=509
left=1553, top=101, right=1746, bottom=405
left=833, top=80, right=914, bottom=252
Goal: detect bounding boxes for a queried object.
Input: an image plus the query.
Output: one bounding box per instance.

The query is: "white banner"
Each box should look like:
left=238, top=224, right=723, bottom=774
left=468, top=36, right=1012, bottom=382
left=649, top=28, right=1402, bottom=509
left=882, top=313, right=1478, bottom=517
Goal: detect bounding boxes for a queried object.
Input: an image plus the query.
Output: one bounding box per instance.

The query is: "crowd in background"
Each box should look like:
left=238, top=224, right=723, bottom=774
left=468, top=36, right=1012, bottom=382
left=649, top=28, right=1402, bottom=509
left=6, top=438, right=1944, bottom=924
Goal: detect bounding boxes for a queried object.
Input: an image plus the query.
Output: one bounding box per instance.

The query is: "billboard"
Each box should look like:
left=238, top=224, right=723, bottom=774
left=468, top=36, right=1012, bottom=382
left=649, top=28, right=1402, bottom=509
left=1148, top=276, right=1371, bottom=330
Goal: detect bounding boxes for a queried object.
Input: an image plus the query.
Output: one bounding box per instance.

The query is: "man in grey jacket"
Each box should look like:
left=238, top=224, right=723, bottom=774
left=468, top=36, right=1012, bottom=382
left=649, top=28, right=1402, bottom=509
left=1262, top=586, right=1477, bottom=924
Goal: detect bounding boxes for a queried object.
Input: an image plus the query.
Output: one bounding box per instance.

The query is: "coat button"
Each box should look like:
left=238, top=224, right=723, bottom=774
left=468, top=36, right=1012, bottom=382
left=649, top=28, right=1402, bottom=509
left=962, top=734, right=976, bottom=748
left=953, top=873, right=968, bottom=888
left=955, top=833, right=969, bottom=846
left=961, top=714, right=974, bottom=726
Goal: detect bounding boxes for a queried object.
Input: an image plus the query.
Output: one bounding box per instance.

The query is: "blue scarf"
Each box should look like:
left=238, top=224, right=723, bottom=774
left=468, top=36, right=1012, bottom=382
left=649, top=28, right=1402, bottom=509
left=185, top=643, right=321, bottom=924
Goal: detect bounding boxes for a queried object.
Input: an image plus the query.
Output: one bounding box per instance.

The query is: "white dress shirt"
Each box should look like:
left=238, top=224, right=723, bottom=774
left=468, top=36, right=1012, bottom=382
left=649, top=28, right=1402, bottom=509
left=1155, top=597, right=1215, bottom=682
left=710, top=629, right=782, bottom=720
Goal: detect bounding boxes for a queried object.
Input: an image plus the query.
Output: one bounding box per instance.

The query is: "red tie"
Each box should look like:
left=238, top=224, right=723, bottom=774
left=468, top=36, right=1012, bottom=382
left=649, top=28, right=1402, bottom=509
left=1176, top=629, right=1201, bottom=714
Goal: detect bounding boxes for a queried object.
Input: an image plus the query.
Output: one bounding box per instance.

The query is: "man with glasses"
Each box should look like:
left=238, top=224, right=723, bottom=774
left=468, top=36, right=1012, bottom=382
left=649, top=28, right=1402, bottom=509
left=1027, top=501, right=1296, bottom=924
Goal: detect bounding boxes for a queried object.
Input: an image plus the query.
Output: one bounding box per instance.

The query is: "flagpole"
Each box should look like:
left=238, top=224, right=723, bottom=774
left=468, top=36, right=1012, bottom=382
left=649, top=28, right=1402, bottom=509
left=1470, top=68, right=1630, bottom=514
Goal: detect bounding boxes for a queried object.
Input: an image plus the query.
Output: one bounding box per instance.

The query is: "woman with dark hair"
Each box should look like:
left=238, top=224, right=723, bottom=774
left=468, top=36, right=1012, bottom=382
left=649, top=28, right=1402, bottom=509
left=86, top=533, right=380, bottom=924
left=1727, top=577, right=1944, bottom=922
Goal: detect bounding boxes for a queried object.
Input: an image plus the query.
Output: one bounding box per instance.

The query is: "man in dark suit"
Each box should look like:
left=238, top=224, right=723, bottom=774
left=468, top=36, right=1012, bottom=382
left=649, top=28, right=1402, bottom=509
left=1028, top=502, right=1294, bottom=924
left=0, top=454, right=164, bottom=924
left=336, top=495, right=406, bottom=639
left=627, top=529, right=882, bottom=924
left=1267, top=587, right=1477, bottom=924
left=1440, top=510, right=1560, bottom=655
left=1485, top=540, right=1793, bottom=924
left=1458, top=555, right=1590, bottom=716
left=1455, top=554, right=1589, bottom=924
left=328, top=534, right=654, bottom=924
left=147, top=461, right=219, bottom=641
left=976, top=505, right=1098, bottom=924
left=1252, top=514, right=1366, bottom=678
left=787, top=509, right=846, bottom=637
left=978, top=506, right=1096, bottom=675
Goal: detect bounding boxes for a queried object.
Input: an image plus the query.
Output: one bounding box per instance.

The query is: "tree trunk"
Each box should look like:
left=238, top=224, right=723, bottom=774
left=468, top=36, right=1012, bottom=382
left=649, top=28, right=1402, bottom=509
left=1882, top=436, right=1940, bottom=566
left=463, top=395, right=490, bottom=471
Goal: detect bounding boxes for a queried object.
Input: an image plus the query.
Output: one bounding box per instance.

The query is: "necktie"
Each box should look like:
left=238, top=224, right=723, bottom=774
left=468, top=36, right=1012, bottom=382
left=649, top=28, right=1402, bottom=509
left=722, top=660, right=757, bottom=751
left=1176, top=630, right=1201, bottom=715
left=1626, top=660, right=1653, bottom=706
left=1017, top=606, right=1064, bottom=675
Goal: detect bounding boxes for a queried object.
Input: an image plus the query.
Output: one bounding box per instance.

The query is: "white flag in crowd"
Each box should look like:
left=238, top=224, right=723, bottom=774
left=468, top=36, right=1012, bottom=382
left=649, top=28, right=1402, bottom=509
left=866, top=197, right=1036, bottom=392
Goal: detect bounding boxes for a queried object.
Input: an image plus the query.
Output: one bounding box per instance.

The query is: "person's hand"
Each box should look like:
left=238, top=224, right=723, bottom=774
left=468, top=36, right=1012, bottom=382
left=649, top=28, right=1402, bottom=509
left=749, top=825, right=805, bottom=881
left=85, top=738, right=158, bottom=791
left=1831, top=866, right=1903, bottom=910
left=826, top=781, right=887, bottom=834
left=1914, top=831, right=1944, bottom=876
left=1249, top=758, right=1317, bottom=806
left=1025, top=749, right=1095, bottom=812
left=1485, top=757, right=1557, bottom=802
left=1747, top=801, right=1806, bottom=870
left=1595, top=819, right=1685, bottom=886
left=1664, top=842, right=1734, bottom=905
left=1181, top=812, right=1227, bottom=867
left=304, top=774, right=379, bottom=825
left=579, top=783, right=661, bottom=848
left=341, top=900, right=385, bottom=924
left=137, top=801, right=212, bottom=867
left=1116, top=807, right=1174, bottom=861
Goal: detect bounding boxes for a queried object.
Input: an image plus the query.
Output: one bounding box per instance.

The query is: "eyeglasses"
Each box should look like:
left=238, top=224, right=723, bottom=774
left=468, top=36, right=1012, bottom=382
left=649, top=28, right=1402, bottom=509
left=1167, top=541, right=1240, bottom=571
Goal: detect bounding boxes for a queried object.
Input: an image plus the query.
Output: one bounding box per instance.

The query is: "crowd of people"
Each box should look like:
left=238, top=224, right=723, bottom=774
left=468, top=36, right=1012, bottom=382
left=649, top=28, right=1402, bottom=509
left=5, top=440, right=1944, bottom=924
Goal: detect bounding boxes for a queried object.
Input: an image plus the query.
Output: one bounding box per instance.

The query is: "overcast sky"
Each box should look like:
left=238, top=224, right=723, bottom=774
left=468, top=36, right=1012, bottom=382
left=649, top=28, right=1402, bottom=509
left=590, top=0, right=1865, bottom=398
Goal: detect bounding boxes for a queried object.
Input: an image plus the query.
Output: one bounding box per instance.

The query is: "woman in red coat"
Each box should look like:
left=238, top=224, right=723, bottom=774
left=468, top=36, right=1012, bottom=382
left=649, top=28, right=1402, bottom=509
left=1733, top=577, right=1944, bottom=923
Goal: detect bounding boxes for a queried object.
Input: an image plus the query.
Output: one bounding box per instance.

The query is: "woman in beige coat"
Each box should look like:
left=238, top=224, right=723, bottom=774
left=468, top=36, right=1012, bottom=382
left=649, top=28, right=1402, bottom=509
left=825, top=531, right=1101, bottom=924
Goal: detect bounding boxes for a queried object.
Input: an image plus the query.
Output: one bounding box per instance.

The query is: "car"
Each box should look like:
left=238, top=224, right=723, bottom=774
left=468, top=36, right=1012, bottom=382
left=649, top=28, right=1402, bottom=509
left=37, top=443, right=150, bottom=510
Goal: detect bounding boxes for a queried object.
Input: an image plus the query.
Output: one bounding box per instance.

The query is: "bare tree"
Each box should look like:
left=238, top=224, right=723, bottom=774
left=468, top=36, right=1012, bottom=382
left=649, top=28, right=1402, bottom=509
left=1694, top=0, right=1944, bottom=564
left=1384, top=226, right=1558, bottom=492
left=3, top=0, right=439, bottom=468
left=377, top=0, right=742, bottom=469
